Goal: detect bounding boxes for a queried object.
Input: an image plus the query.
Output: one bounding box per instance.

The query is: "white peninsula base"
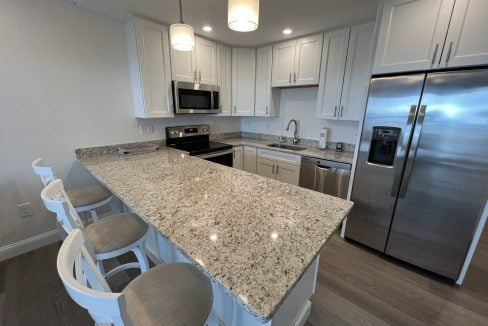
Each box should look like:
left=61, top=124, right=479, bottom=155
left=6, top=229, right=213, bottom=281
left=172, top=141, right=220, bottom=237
left=144, top=227, right=319, bottom=326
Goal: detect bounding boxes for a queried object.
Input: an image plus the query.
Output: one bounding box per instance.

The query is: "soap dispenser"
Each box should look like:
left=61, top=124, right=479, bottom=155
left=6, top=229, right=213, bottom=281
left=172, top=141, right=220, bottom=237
left=319, top=128, right=328, bottom=149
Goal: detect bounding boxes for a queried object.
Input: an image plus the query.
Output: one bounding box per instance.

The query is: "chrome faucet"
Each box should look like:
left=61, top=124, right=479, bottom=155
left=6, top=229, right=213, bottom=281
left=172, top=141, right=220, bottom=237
left=286, top=119, right=300, bottom=144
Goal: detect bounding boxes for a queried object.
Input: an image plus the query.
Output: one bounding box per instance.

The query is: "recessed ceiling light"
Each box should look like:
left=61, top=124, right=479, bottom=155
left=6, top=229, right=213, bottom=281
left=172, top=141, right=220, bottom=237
left=203, top=25, right=212, bottom=32
left=283, top=28, right=292, bottom=35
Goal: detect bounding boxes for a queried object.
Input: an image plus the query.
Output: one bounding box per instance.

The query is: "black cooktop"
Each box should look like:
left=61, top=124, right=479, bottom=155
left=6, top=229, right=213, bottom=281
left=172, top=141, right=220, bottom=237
left=170, top=141, right=232, bottom=156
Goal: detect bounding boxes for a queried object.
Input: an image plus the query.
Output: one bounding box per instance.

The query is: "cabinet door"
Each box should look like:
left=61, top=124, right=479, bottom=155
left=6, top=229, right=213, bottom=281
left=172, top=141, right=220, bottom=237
left=233, top=146, right=243, bottom=170
left=272, top=40, right=296, bottom=87
left=373, top=0, right=454, bottom=74
left=195, top=37, right=218, bottom=85
left=255, top=46, right=273, bottom=117
left=275, top=161, right=300, bottom=186
left=243, top=146, right=257, bottom=174
left=126, top=17, right=173, bottom=118
left=440, top=0, right=488, bottom=68
left=171, top=46, right=197, bottom=83
left=217, top=45, right=232, bottom=116
left=257, top=157, right=276, bottom=179
left=232, top=48, right=256, bottom=116
left=316, top=28, right=350, bottom=120
left=340, top=23, right=374, bottom=121
left=294, top=34, right=323, bottom=86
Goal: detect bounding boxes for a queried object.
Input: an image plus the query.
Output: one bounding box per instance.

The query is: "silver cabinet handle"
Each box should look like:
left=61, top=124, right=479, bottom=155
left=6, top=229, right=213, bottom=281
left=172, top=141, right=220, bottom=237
left=289, top=72, right=292, bottom=83
left=276, top=164, right=279, bottom=175
left=431, top=43, right=439, bottom=66
left=193, top=69, right=197, bottom=82
left=334, top=106, right=337, bottom=117
left=272, top=164, right=275, bottom=174
left=293, top=72, right=296, bottom=83
left=340, top=106, right=344, bottom=117
left=445, top=41, right=453, bottom=65
left=266, top=105, right=269, bottom=115
left=233, top=105, right=237, bottom=114
left=199, top=70, right=202, bottom=83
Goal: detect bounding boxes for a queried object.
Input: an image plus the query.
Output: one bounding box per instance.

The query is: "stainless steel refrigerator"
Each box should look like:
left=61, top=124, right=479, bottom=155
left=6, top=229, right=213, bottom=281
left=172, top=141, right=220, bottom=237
left=346, top=68, right=488, bottom=282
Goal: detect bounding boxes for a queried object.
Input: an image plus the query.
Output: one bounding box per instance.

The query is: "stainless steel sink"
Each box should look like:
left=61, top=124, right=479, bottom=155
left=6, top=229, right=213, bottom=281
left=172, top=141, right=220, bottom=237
left=267, top=143, right=307, bottom=151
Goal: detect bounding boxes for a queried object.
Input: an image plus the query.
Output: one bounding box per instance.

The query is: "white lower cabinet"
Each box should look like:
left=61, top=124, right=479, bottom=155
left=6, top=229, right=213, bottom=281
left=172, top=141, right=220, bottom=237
left=256, top=149, right=301, bottom=186
left=233, top=146, right=243, bottom=170
left=243, top=146, right=257, bottom=173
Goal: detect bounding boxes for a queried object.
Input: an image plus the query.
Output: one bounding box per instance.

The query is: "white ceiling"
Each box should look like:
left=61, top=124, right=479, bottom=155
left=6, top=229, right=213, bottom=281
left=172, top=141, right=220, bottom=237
left=77, top=0, right=380, bottom=46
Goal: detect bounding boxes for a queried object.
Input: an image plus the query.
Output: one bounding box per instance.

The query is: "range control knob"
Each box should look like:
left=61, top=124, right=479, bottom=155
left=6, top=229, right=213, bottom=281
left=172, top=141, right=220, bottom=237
left=202, top=128, right=208, bottom=132
left=169, top=131, right=177, bottom=136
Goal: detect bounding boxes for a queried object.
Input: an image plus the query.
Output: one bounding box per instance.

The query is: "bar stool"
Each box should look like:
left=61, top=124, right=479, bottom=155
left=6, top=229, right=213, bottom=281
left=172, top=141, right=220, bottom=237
left=58, top=229, right=213, bottom=326
left=32, top=158, right=114, bottom=221
left=41, top=179, right=149, bottom=278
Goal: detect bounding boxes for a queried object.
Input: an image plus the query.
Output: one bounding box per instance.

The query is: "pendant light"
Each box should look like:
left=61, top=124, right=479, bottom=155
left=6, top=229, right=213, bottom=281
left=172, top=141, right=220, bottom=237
left=228, top=0, right=259, bottom=32
left=170, top=0, right=195, bottom=51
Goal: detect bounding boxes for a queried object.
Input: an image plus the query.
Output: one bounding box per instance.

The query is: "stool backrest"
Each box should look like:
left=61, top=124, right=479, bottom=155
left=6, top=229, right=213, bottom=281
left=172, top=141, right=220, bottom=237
left=32, top=158, right=56, bottom=186
left=41, top=179, right=84, bottom=233
left=57, top=229, right=128, bottom=325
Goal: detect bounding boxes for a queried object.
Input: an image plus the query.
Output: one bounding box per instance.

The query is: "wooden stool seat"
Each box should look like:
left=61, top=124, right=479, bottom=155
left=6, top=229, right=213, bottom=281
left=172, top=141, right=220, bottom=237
left=66, top=185, right=111, bottom=208
left=122, top=263, right=213, bottom=325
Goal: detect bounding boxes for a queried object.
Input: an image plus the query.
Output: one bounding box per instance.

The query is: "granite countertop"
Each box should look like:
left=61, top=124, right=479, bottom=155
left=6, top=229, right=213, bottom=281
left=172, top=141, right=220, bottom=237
left=78, top=146, right=353, bottom=321
left=221, top=137, right=354, bottom=164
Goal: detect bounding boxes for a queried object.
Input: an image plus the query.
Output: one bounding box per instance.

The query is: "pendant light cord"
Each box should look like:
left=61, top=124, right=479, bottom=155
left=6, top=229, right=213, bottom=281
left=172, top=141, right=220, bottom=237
left=179, top=0, right=184, bottom=23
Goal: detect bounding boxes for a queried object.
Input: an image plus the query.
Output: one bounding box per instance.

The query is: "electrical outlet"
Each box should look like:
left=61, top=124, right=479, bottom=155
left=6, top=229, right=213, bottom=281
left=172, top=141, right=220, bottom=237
left=18, top=203, right=33, bottom=217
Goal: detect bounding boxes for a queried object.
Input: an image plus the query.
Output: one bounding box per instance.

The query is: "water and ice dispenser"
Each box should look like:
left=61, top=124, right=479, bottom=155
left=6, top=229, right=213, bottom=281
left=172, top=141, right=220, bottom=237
left=368, top=127, right=401, bottom=166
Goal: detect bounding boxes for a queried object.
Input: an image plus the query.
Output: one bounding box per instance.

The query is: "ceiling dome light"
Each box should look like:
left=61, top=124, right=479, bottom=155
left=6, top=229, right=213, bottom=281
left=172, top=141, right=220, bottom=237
left=170, top=0, right=195, bottom=51
left=282, top=28, right=292, bottom=35
left=203, top=25, right=212, bottom=32
left=228, top=0, right=259, bottom=32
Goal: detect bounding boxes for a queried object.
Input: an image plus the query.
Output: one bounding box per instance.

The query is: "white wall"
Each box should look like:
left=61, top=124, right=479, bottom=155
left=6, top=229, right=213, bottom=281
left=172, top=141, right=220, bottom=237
left=0, top=0, right=240, bottom=251
left=241, top=87, right=360, bottom=144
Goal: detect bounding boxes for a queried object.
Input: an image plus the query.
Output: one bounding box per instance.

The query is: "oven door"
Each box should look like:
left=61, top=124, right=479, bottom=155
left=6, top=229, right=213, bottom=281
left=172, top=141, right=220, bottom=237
left=173, top=81, right=220, bottom=114
left=197, top=149, right=233, bottom=167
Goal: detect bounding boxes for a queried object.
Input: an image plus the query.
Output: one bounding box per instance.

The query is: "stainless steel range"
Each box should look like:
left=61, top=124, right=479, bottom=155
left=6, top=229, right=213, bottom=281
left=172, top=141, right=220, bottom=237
left=166, top=125, right=233, bottom=167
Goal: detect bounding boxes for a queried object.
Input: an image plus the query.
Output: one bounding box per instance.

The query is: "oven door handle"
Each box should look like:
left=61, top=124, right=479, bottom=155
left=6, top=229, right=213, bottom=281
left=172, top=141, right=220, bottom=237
left=197, top=149, right=233, bottom=159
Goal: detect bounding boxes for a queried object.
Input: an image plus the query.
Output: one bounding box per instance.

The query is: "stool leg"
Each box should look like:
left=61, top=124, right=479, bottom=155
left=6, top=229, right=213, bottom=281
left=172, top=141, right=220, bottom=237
left=132, top=245, right=149, bottom=273
left=96, top=260, right=106, bottom=276
left=90, top=209, right=99, bottom=222
left=109, top=199, right=120, bottom=214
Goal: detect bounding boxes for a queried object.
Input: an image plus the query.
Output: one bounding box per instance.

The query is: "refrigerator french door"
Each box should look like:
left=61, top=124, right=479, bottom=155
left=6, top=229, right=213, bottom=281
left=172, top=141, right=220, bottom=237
left=346, top=69, right=488, bottom=281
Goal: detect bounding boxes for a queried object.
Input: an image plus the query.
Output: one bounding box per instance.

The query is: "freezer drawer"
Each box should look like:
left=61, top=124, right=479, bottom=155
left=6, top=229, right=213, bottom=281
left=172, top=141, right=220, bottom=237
left=299, top=156, right=351, bottom=199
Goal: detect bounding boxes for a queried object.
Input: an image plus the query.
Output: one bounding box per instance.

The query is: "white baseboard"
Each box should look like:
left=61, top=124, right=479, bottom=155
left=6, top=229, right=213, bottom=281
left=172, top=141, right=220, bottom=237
left=0, top=230, right=60, bottom=262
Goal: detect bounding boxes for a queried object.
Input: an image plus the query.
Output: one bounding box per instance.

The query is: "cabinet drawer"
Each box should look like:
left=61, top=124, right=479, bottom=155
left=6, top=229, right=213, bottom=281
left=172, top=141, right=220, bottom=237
left=257, top=148, right=301, bottom=166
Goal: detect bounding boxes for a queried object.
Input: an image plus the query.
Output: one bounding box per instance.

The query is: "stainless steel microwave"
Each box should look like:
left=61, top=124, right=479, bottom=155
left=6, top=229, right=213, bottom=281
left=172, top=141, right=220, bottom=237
left=172, top=81, right=220, bottom=114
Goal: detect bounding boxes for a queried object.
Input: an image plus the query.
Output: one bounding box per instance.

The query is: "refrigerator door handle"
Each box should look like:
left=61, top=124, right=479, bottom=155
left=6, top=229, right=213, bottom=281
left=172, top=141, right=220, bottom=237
left=391, top=104, right=418, bottom=197
left=398, top=104, right=427, bottom=198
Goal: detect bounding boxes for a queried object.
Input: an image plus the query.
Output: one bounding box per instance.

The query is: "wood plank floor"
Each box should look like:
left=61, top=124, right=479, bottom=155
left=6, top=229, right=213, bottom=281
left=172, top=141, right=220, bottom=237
left=1, top=225, right=486, bottom=326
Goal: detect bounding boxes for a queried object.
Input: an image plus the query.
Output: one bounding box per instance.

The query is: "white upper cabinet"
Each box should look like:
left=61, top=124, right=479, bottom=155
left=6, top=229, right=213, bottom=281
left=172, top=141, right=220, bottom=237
left=293, top=34, right=323, bottom=85
left=232, top=48, right=256, bottom=116
left=171, top=36, right=217, bottom=85
left=217, top=45, right=232, bottom=116
left=255, top=46, right=278, bottom=117
left=340, top=23, right=375, bottom=121
left=317, top=23, right=374, bottom=121
left=171, top=46, right=197, bottom=83
left=195, top=37, right=218, bottom=85
left=125, top=16, right=173, bottom=118
left=440, top=0, right=488, bottom=68
left=373, top=0, right=454, bottom=74
left=316, top=28, right=350, bottom=119
left=272, top=34, right=323, bottom=87
left=272, top=40, right=296, bottom=87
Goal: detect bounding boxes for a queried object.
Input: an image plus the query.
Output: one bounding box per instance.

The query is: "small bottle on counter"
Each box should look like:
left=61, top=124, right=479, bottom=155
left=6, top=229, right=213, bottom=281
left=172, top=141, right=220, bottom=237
left=319, top=128, right=328, bottom=149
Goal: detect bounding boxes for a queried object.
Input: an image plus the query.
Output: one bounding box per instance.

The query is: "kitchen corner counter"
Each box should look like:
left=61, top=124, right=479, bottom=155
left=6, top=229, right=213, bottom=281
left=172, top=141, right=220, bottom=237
left=220, top=137, right=354, bottom=164
left=77, top=146, right=353, bottom=322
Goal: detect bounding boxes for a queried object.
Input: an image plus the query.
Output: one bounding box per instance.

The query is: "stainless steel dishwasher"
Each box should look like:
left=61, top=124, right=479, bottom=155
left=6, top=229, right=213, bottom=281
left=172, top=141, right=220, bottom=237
left=299, top=156, right=351, bottom=199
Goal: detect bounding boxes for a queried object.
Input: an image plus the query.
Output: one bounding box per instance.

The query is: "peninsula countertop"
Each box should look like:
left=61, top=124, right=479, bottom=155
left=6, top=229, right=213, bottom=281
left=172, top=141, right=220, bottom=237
left=220, top=137, right=354, bottom=164
left=77, top=146, right=353, bottom=321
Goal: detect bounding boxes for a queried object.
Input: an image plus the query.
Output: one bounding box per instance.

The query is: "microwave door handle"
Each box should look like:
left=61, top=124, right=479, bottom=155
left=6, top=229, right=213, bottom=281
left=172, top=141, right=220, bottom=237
left=390, top=104, right=418, bottom=197
left=210, top=91, right=214, bottom=111
left=398, top=105, right=427, bottom=198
